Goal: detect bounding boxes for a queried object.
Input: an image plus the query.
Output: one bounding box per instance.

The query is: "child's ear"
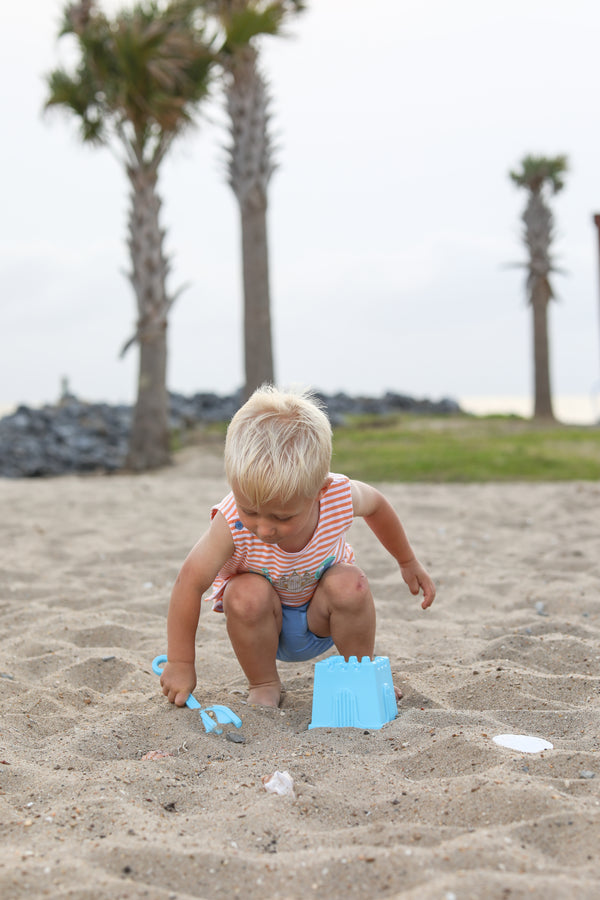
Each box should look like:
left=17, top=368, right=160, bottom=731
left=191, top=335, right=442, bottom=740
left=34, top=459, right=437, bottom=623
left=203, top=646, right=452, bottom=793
left=319, top=477, right=333, bottom=497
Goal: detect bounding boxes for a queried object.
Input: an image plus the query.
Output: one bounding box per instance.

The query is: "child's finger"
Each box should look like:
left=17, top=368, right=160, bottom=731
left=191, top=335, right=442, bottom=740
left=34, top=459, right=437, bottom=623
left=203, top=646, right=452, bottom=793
left=174, top=690, right=189, bottom=707
left=420, top=582, right=436, bottom=609
left=406, top=576, right=420, bottom=595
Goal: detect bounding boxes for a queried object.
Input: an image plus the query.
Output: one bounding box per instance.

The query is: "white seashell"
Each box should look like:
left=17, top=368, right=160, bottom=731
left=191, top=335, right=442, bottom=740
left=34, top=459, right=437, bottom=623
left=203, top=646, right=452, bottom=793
left=493, top=734, right=553, bottom=753
left=262, top=770, right=295, bottom=797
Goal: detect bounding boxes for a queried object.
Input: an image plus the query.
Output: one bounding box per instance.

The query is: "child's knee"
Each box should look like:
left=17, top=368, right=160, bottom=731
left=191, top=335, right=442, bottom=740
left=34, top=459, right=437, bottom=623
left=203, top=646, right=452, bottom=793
left=322, top=564, right=371, bottom=611
left=223, top=574, right=275, bottom=622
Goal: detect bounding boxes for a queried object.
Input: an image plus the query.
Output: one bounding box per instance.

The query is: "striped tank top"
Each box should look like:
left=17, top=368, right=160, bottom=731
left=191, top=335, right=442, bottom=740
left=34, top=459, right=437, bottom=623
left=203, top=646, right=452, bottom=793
left=207, top=473, right=356, bottom=610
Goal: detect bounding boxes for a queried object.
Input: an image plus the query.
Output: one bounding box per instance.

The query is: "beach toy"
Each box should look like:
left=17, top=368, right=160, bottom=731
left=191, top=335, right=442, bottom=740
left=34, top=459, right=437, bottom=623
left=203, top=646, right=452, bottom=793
left=308, top=655, right=397, bottom=730
left=493, top=734, right=553, bottom=753
left=152, top=655, right=242, bottom=735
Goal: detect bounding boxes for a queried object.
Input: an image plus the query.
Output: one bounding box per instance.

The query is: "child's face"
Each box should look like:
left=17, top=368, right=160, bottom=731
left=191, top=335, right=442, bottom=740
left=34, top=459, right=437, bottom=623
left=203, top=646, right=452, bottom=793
left=231, top=483, right=321, bottom=551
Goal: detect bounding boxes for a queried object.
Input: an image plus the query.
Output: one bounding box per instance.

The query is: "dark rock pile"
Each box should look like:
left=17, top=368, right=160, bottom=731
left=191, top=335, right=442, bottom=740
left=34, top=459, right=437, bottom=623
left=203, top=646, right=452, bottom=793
left=318, top=391, right=461, bottom=423
left=0, top=400, right=132, bottom=478
left=0, top=390, right=461, bottom=478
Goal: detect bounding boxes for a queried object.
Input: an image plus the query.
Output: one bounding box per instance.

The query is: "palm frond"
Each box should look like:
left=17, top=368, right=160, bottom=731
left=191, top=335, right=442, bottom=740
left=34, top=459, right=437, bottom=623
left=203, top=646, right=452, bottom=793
left=225, top=7, right=285, bottom=45
left=47, top=0, right=216, bottom=156
left=197, top=1, right=305, bottom=53
left=45, top=66, right=109, bottom=144
left=509, top=154, right=568, bottom=195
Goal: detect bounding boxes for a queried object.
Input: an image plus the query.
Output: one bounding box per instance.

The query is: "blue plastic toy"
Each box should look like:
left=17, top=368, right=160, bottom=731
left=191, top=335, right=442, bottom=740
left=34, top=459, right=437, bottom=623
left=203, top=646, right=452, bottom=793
left=308, top=655, right=397, bottom=730
left=152, top=655, right=242, bottom=735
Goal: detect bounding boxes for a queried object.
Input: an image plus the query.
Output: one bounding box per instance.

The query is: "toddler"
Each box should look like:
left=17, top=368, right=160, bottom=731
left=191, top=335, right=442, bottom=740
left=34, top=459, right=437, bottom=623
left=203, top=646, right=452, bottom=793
left=160, top=386, right=435, bottom=708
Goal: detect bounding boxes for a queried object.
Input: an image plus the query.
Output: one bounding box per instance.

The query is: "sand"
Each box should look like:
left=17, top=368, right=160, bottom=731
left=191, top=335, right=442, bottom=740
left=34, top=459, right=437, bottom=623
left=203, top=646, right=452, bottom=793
left=1, top=447, right=599, bottom=899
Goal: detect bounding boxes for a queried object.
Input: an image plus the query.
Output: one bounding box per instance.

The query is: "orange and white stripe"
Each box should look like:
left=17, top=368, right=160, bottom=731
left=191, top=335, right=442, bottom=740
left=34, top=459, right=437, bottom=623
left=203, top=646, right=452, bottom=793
left=207, top=474, right=356, bottom=610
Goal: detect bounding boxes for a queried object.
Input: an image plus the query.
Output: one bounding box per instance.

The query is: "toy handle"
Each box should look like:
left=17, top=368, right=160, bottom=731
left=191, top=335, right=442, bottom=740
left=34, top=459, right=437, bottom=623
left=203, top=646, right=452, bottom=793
left=152, top=654, right=168, bottom=675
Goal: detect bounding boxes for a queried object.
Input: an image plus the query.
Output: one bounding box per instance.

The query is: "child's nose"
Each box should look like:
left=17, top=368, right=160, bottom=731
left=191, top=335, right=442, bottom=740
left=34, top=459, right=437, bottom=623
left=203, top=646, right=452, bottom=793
left=256, top=521, right=276, bottom=539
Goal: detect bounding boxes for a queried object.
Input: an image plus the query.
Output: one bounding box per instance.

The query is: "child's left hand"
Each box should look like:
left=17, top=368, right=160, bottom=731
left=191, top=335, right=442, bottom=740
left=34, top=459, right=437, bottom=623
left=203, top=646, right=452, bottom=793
left=400, top=559, right=436, bottom=609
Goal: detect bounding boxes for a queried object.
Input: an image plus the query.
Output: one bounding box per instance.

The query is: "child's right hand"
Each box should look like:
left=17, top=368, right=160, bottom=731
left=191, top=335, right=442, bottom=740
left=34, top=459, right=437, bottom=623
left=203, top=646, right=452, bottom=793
left=160, top=660, right=197, bottom=707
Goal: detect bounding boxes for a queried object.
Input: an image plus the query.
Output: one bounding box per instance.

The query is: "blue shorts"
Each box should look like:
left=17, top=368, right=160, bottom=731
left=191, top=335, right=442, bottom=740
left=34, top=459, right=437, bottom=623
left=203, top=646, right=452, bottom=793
left=276, top=601, right=335, bottom=662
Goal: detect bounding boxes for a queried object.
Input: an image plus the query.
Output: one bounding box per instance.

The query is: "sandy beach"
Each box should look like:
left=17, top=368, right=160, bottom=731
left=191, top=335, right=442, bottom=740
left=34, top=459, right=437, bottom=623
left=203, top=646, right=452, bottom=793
left=1, top=446, right=599, bottom=899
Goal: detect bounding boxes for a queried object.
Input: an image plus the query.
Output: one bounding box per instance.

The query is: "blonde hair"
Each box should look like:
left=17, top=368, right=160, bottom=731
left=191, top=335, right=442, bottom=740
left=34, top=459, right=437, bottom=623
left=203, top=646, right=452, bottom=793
left=224, top=385, right=332, bottom=506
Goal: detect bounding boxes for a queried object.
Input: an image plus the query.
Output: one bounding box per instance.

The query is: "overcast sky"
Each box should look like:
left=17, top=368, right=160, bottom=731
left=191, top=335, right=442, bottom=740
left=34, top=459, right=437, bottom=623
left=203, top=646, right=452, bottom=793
left=2, top=0, right=600, bottom=418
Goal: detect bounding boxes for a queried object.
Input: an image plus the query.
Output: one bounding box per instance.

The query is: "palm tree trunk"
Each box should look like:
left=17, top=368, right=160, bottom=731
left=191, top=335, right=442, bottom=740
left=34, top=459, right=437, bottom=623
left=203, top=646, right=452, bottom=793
left=128, top=329, right=170, bottom=469
left=531, top=281, right=555, bottom=421
left=241, top=190, right=274, bottom=397
left=124, top=162, right=172, bottom=469
left=226, top=46, right=276, bottom=398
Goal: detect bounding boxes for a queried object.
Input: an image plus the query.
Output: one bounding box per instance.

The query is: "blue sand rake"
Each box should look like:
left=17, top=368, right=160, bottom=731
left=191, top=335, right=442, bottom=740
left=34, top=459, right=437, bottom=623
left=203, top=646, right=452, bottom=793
left=308, top=655, right=397, bottom=730
left=152, top=655, right=242, bottom=735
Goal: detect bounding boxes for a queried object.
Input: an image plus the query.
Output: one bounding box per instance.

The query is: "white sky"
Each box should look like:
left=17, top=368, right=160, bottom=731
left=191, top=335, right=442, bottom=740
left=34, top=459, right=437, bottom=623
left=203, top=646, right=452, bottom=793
left=2, top=0, right=600, bottom=415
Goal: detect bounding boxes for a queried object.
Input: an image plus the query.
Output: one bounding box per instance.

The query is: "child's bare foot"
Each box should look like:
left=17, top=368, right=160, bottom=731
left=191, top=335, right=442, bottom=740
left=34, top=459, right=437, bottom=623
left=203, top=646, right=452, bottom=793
left=247, top=680, right=282, bottom=708
left=395, top=685, right=403, bottom=701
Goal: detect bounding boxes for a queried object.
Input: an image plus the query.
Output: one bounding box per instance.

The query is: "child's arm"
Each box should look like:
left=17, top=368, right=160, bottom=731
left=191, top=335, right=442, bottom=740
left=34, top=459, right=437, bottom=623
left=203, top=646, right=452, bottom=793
left=350, top=479, right=436, bottom=609
left=161, top=512, right=234, bottom=706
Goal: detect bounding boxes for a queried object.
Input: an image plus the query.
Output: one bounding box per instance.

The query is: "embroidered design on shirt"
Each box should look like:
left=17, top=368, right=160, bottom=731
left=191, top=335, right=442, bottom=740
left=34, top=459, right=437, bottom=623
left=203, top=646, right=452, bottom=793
left=275, top=570, right=316, bottom=593
left=250, top=557, right=336, bottom=594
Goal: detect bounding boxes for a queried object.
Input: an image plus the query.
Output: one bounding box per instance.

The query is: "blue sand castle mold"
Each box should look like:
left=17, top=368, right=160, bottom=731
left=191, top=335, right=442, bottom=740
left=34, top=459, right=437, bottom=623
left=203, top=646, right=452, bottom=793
left=308, top=655, right=397, bottom=729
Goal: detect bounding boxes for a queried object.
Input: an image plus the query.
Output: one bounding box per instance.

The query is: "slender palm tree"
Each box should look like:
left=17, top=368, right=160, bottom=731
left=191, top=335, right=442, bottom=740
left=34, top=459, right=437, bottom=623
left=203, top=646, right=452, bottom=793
left=46, top=0, right=214, bottom=469
left=197, top=0, right=305, bottom=398
left=509, top=154, right=568, bottom=421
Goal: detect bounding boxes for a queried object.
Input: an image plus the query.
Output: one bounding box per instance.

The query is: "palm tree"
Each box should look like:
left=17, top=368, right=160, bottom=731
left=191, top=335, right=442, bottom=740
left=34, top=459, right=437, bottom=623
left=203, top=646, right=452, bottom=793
left=199, top=0, right=305, bottom=398
left=46, top=0, right=214, bottom=469
left=509, top=154, right=568, bottom=421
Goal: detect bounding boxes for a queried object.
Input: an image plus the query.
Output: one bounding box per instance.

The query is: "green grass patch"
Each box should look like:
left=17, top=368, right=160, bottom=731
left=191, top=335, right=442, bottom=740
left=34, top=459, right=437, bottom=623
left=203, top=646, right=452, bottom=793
left=176, top=413, right=600, bottom=482
left=330, top=414, right=600, bottom=482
